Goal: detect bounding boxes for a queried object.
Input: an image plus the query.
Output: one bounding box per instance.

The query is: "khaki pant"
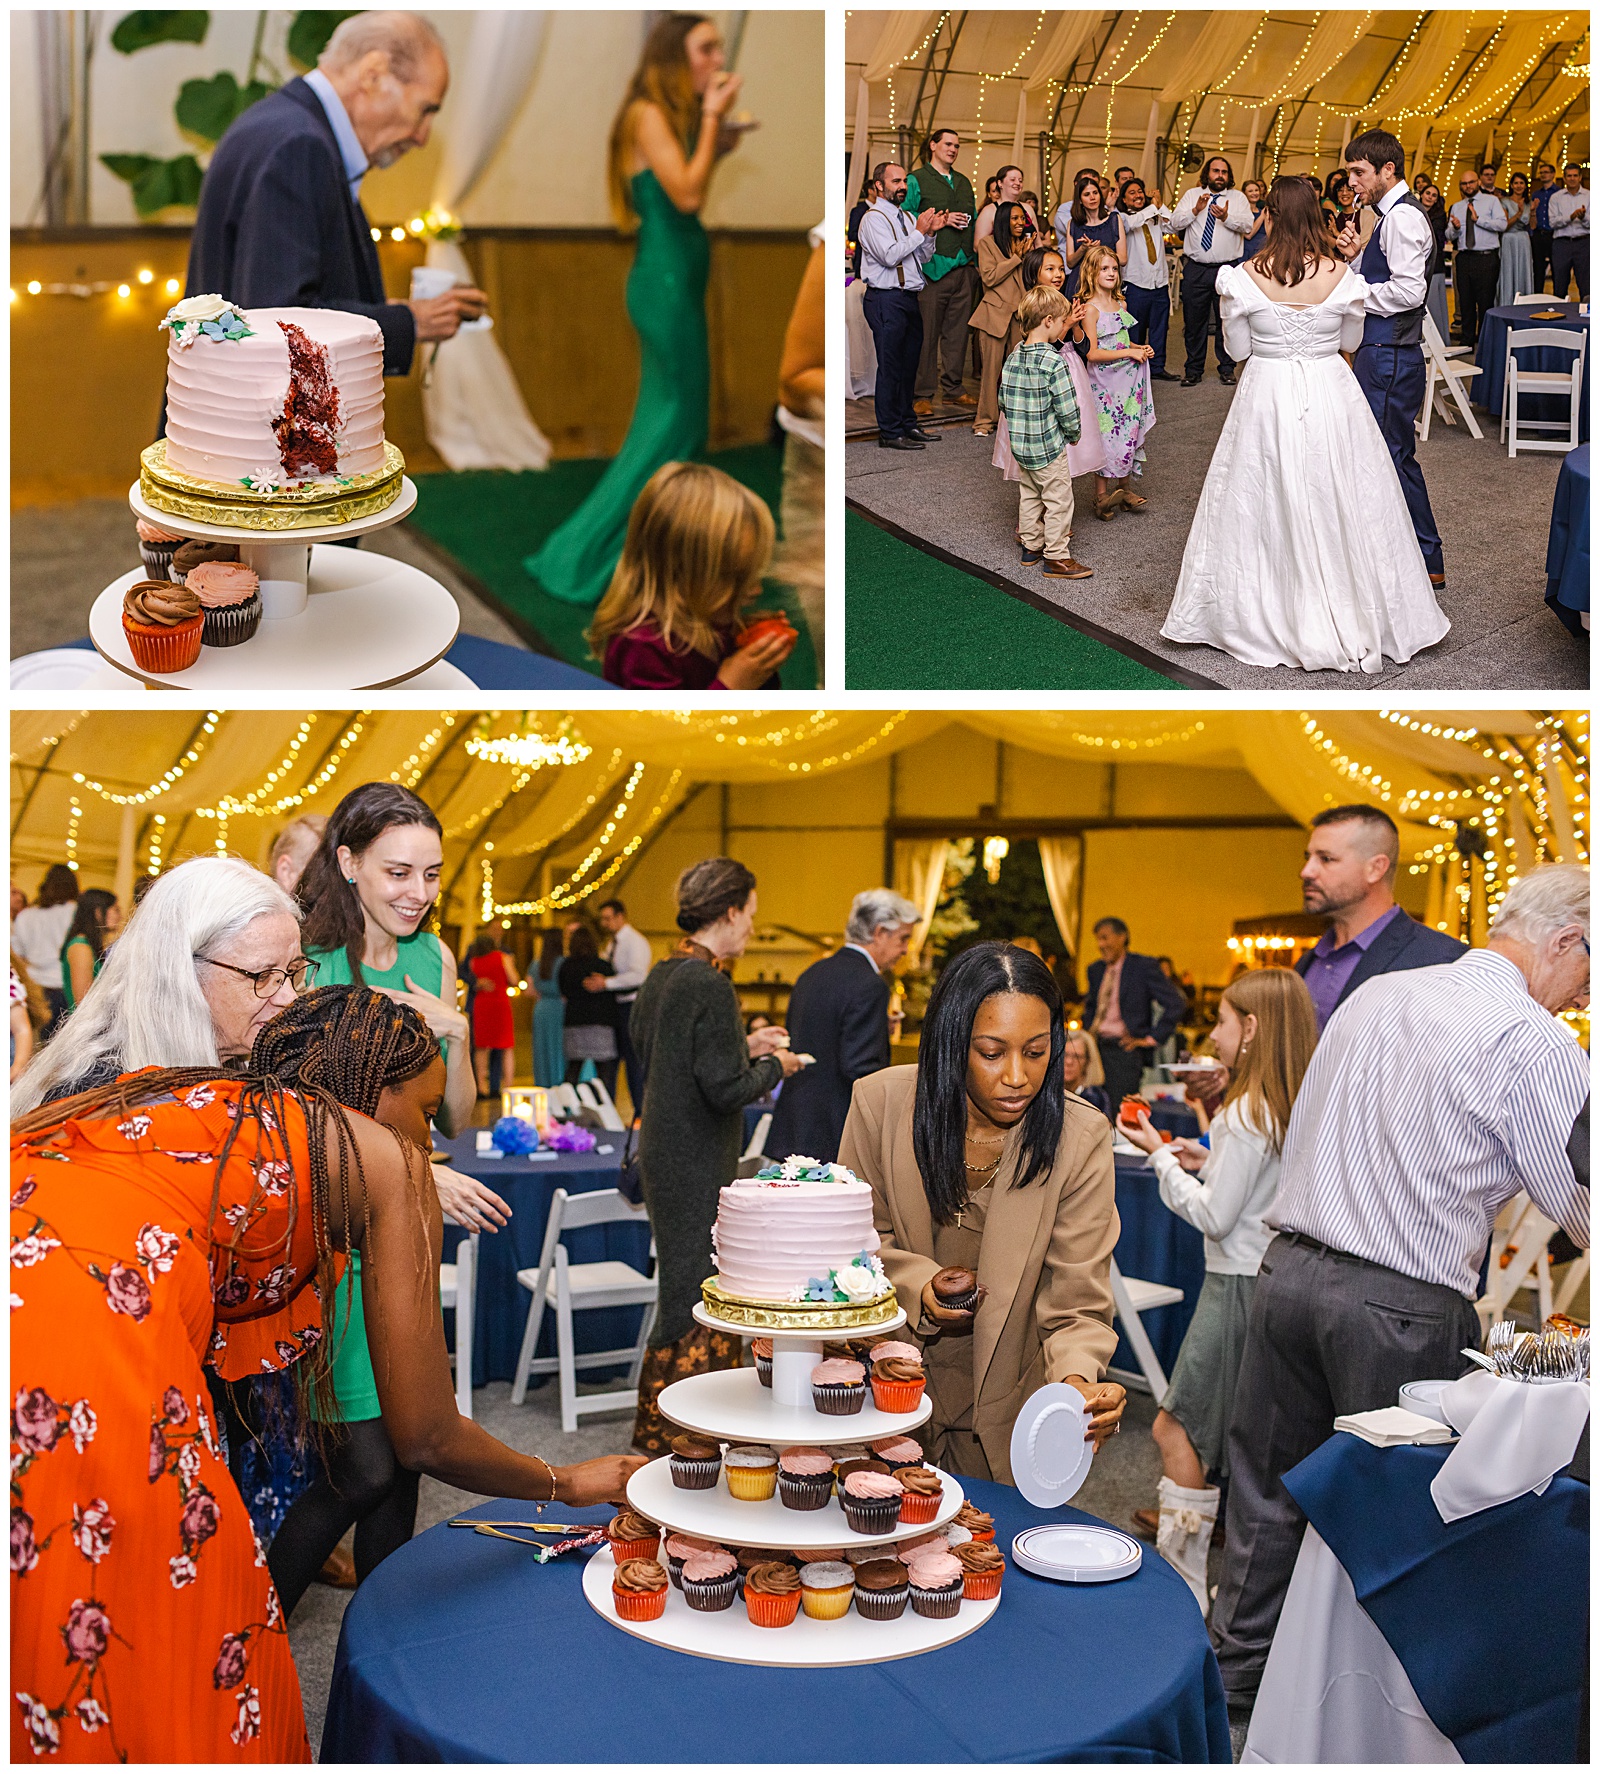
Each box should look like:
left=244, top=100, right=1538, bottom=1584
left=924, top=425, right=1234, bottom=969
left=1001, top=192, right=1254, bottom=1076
left=916, top=262, right=978, bottom=401
left=974, top=330, right=1007, bottom=430
left=1016, top=447, right=1076, bottom=559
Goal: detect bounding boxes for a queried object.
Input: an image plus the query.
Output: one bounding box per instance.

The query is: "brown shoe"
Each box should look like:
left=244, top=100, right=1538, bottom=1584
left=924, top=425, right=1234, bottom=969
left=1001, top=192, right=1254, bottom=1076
left=1131, top=1507, right=1160, bottom=1542
left=1429, top=571, right=1447, bottom=589
left=913, top=400, right=934, bottom=416
left=318, top=1544, right=357, bottom=1589
left=951, top=393, right=979, bottom=407
left=1043, top=556, right=1093, bottom=578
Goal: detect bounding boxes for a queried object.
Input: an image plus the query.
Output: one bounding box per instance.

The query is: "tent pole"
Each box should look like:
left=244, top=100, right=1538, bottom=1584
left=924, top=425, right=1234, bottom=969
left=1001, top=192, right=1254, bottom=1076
left=1244, top=108, right=1262, bottom=182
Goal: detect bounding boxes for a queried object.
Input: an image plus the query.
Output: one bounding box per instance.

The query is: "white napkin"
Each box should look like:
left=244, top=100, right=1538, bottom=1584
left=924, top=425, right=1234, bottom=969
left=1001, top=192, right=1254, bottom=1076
left=1430, top=1374, right=1591, bottom=1523
left=1333, top=1406, right=1455, bottom=1447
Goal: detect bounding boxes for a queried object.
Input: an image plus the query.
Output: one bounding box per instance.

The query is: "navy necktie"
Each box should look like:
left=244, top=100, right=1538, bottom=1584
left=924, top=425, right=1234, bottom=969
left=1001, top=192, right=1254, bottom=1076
left=1200, top=196, right=1217, bottom=252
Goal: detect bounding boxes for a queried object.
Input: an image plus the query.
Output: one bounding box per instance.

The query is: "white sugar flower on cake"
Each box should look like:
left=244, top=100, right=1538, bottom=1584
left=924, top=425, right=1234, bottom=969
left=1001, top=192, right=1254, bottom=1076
left=834, top=1257, right=887, bottom=1304
left=756, top=1156, right=861, bottom=1185
left=160, top=295, right=253, bottom=347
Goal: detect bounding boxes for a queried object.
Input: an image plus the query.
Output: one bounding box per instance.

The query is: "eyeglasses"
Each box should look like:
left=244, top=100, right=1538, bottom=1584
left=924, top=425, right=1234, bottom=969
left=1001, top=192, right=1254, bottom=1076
left=196, top=954, right=319, bottom=998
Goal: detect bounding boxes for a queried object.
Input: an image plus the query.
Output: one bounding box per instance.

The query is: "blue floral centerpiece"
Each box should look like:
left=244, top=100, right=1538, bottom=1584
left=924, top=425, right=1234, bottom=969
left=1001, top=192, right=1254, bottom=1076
left=491, top=1115, right=542, bottom=1156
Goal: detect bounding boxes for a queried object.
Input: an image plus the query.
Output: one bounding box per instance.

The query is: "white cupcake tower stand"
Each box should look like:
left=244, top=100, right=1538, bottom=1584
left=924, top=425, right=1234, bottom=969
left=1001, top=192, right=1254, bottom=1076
left=86, top=480, right=468, bottom=690
left=581, top=1305, right=1000, bottom=1667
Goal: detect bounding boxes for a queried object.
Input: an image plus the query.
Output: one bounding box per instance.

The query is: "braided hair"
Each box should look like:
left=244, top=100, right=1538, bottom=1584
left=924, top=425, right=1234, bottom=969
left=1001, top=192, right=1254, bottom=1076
left=249, top=985, right=438, bottom=1116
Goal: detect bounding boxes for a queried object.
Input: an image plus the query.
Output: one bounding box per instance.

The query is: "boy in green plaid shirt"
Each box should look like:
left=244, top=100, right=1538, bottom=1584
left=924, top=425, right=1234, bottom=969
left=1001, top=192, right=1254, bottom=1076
left=998, top=287, right=1094, bottom=579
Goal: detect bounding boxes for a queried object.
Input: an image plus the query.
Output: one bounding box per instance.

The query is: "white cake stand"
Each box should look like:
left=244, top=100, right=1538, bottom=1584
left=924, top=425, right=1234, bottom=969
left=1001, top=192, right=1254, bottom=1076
left=658, top=1364, right=931, bottom=1445
left=691, top=1300, right=913, bottom=1413
left=582, top=1545, right=997, bottom=1668
left=93, top=528, right=461, bottom=691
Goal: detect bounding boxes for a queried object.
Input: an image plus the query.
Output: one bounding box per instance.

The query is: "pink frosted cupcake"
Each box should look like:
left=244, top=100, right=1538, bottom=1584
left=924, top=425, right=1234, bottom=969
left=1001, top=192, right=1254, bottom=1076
left=188, top=561, right=262, bottom=648
left=869, top=1436, right=928, bottom=1475
left=839, top=1468, right=903, bottom=1535
left=135, top=517, right=188, bottom=580
left=776, top=1446, right=834, bottom=1510
left=811, top=1357, right=866, bottom=1415
left=906, top=1549, right=965, bottom=1618
left=681, top=1547, right=739, bottom=1612
left=867, top=1341, right=924, bottom=1367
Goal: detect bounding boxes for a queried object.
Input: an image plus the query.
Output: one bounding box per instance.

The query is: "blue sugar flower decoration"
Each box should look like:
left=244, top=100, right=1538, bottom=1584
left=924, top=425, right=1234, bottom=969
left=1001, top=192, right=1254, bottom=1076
left=803, top=1277, right=835, bottom=1302
left=491, top=1115, right=542, bottom=1156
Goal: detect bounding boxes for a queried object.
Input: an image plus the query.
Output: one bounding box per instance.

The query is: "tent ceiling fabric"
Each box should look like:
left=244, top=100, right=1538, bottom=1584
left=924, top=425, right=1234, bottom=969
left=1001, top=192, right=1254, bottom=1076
left=12, top=712, right=1576, bottom=921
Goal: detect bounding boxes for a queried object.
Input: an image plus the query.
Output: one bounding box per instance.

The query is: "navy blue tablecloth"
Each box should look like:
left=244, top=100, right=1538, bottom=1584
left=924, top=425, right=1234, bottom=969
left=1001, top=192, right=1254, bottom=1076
left=1284, top=1434, right=1589, bottom=1763
left=1475, top=302, right=1590, bottom=441
left=322, top=1476, right=1232, bottom=1763
left=1546, top=442, right=1590, bottom=635
left=437, top=1133, right=646, bottom=1387
left=444, top=633, right=612, bottom=689
left=1112, top=1153, right=1205, bottom=1376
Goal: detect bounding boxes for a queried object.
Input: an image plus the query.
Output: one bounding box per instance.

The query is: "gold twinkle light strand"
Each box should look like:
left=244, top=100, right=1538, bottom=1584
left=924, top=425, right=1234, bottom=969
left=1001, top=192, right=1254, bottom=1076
left=464, top=724, right=592, bottom=770
left=72, top=711, right=222, bottom=805
left=193, top=713, right=369, bottom=821
left=490, top=768, right=684, bottom=917
left=390, top=714, right=456, bottom=788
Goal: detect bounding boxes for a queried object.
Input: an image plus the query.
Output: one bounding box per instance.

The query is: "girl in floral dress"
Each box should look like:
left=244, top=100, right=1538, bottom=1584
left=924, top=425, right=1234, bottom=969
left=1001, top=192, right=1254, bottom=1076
left=1079, top=243, right=1157, bottom=520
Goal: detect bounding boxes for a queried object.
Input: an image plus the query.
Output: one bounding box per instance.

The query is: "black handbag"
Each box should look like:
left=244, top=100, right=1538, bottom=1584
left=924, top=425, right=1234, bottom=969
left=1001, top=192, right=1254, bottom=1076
left=618, top=1112, right=645, bottom=1206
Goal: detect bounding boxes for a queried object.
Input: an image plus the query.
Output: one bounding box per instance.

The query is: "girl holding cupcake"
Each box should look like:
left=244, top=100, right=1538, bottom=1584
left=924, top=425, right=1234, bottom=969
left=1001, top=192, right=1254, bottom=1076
left=1120, top=966, right=1317, bottom=1613
left=838, top=941, right=1125, bottom=1481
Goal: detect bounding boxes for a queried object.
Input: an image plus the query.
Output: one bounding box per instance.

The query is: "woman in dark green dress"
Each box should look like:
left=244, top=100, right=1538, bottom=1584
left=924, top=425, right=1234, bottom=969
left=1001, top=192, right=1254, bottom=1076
left=527, top=14, right=749, bottom=607
left=628, top=857, right=805, bottom=1452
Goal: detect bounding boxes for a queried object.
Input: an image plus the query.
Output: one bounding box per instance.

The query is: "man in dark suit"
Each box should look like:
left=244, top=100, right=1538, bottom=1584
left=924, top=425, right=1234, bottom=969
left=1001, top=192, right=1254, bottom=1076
left=1084, top=917, right=1191, bottom=1105
left=1296, top=804, right=1467, bottom=1026
left=184, top=11, right=485, bottom=380
left=767, top=889, right=920, bottom=1164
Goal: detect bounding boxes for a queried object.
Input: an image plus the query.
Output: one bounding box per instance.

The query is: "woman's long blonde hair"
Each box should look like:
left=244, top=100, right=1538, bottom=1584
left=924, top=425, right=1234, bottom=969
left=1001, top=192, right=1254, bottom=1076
left=1078, top=241, right=1125, bottom=309
left=1217, top=966, right=1318, bottom=1153
left=607, top=13, right=711, bottom=228
left=587, top=462, right=774, bottom=662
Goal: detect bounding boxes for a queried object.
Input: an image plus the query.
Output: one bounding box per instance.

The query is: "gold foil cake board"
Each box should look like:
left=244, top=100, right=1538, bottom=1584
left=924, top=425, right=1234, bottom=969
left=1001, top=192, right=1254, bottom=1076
left=139, top=439, right=405, bottom=531
left=699, top=1279, right=901, bottom=1330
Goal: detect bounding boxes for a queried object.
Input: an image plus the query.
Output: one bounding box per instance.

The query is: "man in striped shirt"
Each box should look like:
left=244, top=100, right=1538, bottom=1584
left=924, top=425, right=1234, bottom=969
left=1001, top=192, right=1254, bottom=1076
left=1211, top=864, right=1591, bottom=1711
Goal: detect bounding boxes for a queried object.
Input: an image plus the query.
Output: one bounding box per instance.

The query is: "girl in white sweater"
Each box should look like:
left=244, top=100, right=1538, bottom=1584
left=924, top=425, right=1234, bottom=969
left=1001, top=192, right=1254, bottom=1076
left=1122, top=966, right=1318, bottom=1612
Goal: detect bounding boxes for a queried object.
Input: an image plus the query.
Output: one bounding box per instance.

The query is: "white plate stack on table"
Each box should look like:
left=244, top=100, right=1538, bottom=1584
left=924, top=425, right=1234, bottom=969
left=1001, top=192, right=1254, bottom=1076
left=580, top=1157, right=1005, bottom=1667
left=93, top=294, right=462, bottom=690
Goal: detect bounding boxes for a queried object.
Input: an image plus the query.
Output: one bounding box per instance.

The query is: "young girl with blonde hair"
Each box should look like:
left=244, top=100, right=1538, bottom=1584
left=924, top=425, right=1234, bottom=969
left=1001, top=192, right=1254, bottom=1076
left=1122, top=965, right=1318, bottom=1613
left=588, top=461, right=795, bottom=689
left=1079, top=241, right=1157, bottom=520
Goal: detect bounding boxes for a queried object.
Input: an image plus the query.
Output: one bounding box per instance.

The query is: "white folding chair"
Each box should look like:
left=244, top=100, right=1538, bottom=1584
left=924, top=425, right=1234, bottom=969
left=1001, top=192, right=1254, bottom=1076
left=1477, top=1190, right=1559, bottom=1330
left=1106, top=1258, right=1186, bottom=1398
left=439, top=1220, right=479, bottom=1419
left=509, top=1188, right=657, bottom=1431
left=1512, top=291, right=1551, bottom=304
left=1503, top=326, right=1587, bottom=456
left=552, top=1082, right=582, bottom=1116
left=584, top=1073, right=626, bottom=1133
left=734, top=1111, right=774, bottom=1179
left=1418, top=311, right=1484, bottom=441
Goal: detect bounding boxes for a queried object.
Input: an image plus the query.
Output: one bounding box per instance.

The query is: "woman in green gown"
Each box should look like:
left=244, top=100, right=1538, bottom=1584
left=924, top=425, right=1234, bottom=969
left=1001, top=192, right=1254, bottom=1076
left=526, top=14, right=749, bottom=607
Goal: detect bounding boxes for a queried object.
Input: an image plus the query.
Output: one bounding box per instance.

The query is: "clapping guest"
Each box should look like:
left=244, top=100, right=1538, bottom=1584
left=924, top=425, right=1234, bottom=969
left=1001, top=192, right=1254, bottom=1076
left=1172, top=156, right=1254, bottom=385
left=1062, top=1027, right=1112, bottom=1120
left=1241, top=180, right=1268, bottom=258
left=1445, top=169, right=1506, bottom=347
left=856, top=159, right=943, bottom=451
left=1081, top=244, right=1157, bottom=520
left=1121, top=968, right=1318, bottom=1615
left=1549, top=163, right=1590, bottom=300
left=589, top=462, right=793, bottom=689
left=1497, top=170, right=1536, bottom=304
left=1321, top=168, right=1355, bottom=237
left=1531, top=160, right=1560, bottom=292
left=1417, top=182, right=1451, bottom=342
left=1060, top=175, right=1127, bottom=298
left=1119, top=177, right=1177, bottom=380
left=970, top=201, right=1036, bottom=435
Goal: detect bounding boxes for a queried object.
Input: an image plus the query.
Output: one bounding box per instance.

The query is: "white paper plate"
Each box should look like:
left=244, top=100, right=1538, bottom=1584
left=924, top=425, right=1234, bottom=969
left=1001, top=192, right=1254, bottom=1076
left=1011, top=1524, right=1142, bottom=1584
left=1399, top=1380, right=1451, bottom=1424
left=10, top=648, right=131, bottom=694
left=1008, top=1383, right=1093, bottom=1510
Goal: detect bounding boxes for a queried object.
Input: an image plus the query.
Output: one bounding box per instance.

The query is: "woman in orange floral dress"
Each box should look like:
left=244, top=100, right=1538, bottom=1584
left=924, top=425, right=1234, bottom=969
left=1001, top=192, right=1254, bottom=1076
left=11, top=988, right=640, bottom=1763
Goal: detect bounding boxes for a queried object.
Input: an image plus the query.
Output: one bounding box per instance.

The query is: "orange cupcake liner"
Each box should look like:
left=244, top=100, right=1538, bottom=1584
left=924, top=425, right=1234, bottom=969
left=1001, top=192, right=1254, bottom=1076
left=612, top=1584, right=668, bottom=1622
left=961, top=1569, right=1003, bottom=1601
left=609, top=1534, right=661, bottom=1563
left=897, top=1488, right=941, bottom=1524
left=123, top=612, right=203, bottom=674
left=871, top=1375, right=927, bottom=1413
left=966, top=1526, right=996, bottom=1542
left=745, top=1586, right=802, bottom=1628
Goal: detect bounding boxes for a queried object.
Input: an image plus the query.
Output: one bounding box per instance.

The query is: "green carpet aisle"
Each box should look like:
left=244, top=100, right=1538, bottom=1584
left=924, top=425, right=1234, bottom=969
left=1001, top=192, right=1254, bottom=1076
left=845, top=509, right=1179, bottom=690
left=408, top=442, right=817, bottom=687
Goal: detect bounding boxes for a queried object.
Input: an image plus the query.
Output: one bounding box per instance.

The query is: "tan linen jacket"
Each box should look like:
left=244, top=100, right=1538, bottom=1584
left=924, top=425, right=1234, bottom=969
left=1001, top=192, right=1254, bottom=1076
left=838, top=1065, right=1120, bottom=1482
left=969, top=233, right=1029, bottom=341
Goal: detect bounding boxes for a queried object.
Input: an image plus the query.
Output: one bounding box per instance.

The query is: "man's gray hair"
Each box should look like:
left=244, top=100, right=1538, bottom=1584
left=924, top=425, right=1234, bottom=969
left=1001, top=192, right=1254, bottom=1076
left=845, top=888, right=920, bottom=946
left=320, top=11, right=445, bottom=82
left=1489, top=863, right=1591, bottom=945
left=11, top=857, right=300, bottom=1114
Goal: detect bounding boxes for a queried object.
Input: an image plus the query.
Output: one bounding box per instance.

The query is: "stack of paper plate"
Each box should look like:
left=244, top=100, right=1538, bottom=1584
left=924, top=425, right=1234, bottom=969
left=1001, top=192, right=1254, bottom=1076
left=1011, top=1524, right=1143, bottom=1584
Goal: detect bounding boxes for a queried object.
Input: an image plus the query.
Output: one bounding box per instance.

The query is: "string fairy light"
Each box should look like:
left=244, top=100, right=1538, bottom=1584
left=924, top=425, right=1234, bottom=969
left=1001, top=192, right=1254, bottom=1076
left=192, top=713, right=369, bottom=822
left=1323, top=10, right=1428, bottom=118
left=11, top=271, right=183, bottom=305
left=464, top=726, right=592, bottom=769
left=973, top=10, right=1045, bottom=160
left=71, top=711, right=222, bottom=806
left=65, top=798, right=82, bottom=874
left=390, top=714, right=457, bottom=788
left=493, top=750, right=630, bottom=857
left=146, top=813, right=166, bottom=878
left=885, top=11, right=949, bottom=132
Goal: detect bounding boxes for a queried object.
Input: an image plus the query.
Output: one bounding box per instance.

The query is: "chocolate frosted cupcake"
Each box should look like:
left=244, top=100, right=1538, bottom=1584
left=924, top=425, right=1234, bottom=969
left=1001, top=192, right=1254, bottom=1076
left=867, top=1340, right=924, bottom=1368
left=906, top=1549, right=965, bottom=1619
left=743, top=1560, right=802, bottom=1628
left=955, top=1539, right=1006, bottom=1600
left=611, top=1556, right=669, bottom=1622
left=776, top=1446, right=834, bottom=1510
left=663, top=1532, right=720, bottom=1590
left=170, top=539, right=240, bottom=583
left=932, top=1266, right=980, bottom=1313
left=733, top=1545, right=793, bottom=1595
left=122, top=579, right=202, bottom=673
left=188, top=561, right=261, bottom=648
left=668, top=1433, right=722, bottom=1490
left=811, top=1357, right=867, bottom=1415
left=135, top=517, right=187, bottom=580
left=953, top=1501, right=995, bottom=1542
left=681, top=1548, right=739, bottom=1612
left=897, top=1465, right=945, bottom=1524
left=871, top=1356, right=928, bottom=1414
left=840, top=1468, right=903, bottom=1535
left=606, top=1510, right=660, bottom=1564
left=752, top=1337, right=774, bottom=1388
left=851, top=1557, right=910, bottom=1620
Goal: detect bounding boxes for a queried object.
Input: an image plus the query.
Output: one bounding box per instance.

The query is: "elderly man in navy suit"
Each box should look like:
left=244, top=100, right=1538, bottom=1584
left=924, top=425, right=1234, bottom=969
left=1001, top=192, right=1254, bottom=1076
left=1084, top=917, right=1191, bottom=1105
left=184, top=11, right=486, bottom=379
left=768, top=889, right=920, bottom=1164
left=1296, top=804, right=1467, bottom=1025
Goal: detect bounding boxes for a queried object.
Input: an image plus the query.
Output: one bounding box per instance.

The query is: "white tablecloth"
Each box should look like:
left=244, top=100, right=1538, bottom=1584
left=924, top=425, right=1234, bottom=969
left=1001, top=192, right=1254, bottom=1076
left=845, top=278, right=878, bottom=399
left=1242, top=1527, right=1460, bottom=1764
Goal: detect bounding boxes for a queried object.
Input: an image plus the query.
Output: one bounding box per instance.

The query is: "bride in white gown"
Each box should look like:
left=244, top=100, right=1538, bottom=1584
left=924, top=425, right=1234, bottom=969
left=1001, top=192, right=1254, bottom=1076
left=1161, top=177, right=1449, bottom=674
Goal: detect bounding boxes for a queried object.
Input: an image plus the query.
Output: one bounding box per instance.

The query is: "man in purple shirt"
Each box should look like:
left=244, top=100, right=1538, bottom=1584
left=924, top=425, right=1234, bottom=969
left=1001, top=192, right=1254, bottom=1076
left=1295, top=805, right=1468, bottom=1025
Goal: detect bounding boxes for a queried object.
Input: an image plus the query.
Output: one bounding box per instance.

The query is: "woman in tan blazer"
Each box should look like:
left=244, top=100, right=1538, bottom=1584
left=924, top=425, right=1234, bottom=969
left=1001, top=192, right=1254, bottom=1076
left=839, top=941, right=1125, bottom=1482
left=969, top=202, right=1036, bottom=436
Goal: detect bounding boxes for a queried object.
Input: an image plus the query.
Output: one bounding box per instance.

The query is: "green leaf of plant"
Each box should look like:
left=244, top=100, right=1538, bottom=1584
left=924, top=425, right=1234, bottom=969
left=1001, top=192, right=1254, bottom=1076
left=174, top=71, right=272, bottom=145
left=99, top=152, right=162, bottom=185
left=129, top=153, right=205, bottom=217
left=287, top=11, right=361, bottom=72
left=110, top=11, right=210, bottom=54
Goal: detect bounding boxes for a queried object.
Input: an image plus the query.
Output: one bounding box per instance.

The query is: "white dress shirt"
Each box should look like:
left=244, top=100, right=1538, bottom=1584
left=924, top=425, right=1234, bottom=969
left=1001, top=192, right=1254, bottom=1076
left=843, top=942, right=881, bottom=973
left=303, top=67, right=369, bottom=198
left=600, top=922, right=654, bottom=1004
left=1446, top=191, right=1508, bottom=249
left=1170, top=187, right=1254, bottom=264
left=1151, top=1099, right=1281, bottom=1276
left=1360, top=180, right=1433, bottom=318
left=1119, top=204, right=1174, bottom=289
left=1269, top=949, right=1590, bottom=1297
left=858, top=197, right=937, bottom=292
left=1549, top=188, right=1591, bottom=238
left=10, top=902, right=76, bottom=993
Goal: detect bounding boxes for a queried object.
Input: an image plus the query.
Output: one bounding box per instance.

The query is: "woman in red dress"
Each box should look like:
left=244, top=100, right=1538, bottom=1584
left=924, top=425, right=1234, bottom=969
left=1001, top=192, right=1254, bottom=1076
left=467, top=931, right=521, bottom=1099
left=11, top=988, right=639, bottom=1762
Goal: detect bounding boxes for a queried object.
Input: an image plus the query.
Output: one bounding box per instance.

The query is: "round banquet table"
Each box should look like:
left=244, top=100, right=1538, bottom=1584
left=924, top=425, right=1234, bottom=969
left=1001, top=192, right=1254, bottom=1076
left=1474, top=301, right=1590, bottom=441
left=1112, top=1151, right=1205, bottom=1375
left=1545, top=442, right=1590, bottom=636
left=320, top=1477, right=1232, bottom=1762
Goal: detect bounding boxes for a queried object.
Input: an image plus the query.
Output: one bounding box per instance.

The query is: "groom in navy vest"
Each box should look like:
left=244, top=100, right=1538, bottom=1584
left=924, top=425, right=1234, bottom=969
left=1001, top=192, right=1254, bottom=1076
left=1337, top=130, right=1446, bottom=590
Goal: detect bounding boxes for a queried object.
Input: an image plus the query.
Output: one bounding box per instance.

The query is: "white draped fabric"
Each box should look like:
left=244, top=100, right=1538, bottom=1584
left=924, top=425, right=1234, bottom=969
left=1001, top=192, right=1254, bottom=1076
left=861, top=11, right=937, bottom=84
left=1158, top=13, right=1267, bottom=104
left=423, top=10, right=553, bottom=472
left=1258, top=12, right=1378, bottom=106
left=1037, top=837, right=1084, bottom=963
left=894, top=839, right=951, bottom=970
left=1025, top=13, right=1101, bottom=93
left=1371, top=13, right=1471, bottom=126
left=1436, top=14, right=1571, bottom=129
left=846, top=277, right=878, bottom=399
left=847, top=75, right=874, bottom=222
left=1011, top=86, right=1028, bottom=159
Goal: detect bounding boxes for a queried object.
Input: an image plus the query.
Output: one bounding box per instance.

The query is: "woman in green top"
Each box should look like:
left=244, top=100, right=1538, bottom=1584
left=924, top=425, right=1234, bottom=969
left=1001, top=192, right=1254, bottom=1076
left=525, top=14, right=749, bottom=608
left=60, top=889, right=121, bottom=1011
